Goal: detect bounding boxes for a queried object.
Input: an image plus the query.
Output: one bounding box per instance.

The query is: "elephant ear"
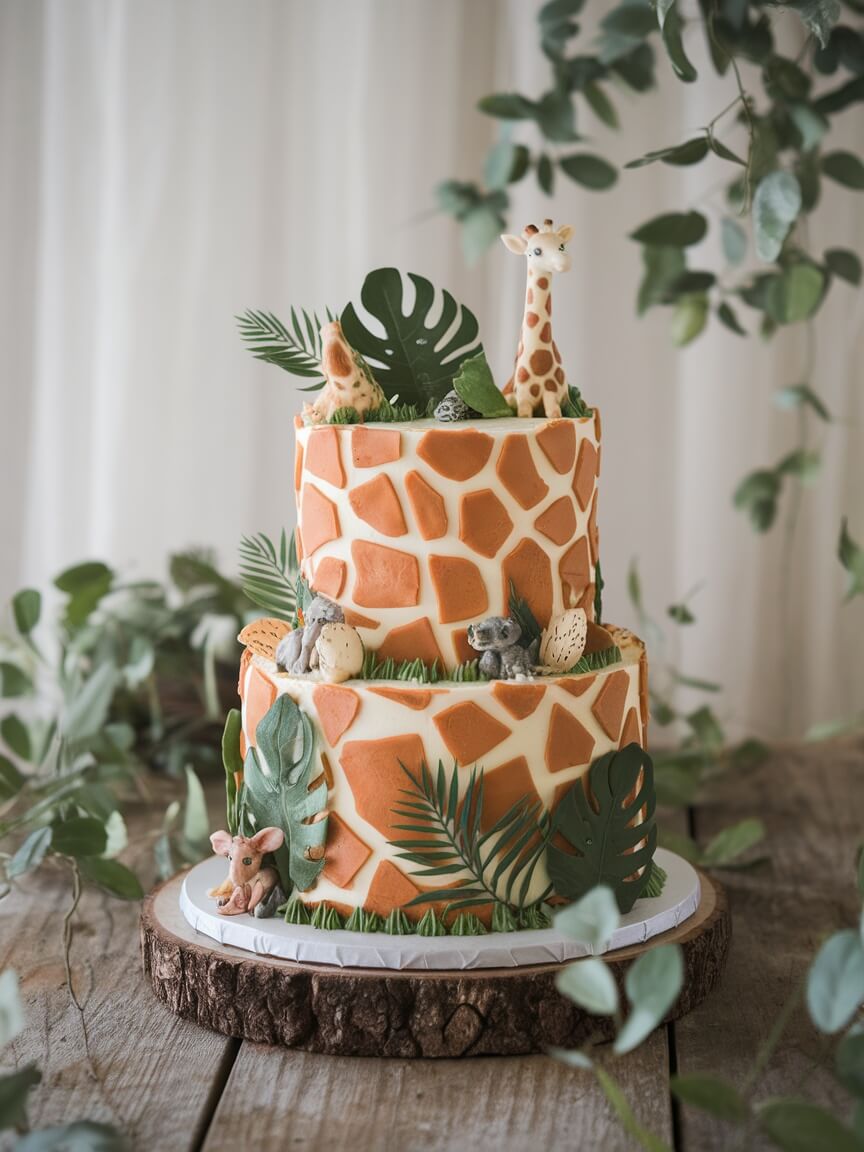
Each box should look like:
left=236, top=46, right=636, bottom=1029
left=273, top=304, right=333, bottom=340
left=340, top=268, right=482, bottom=408
left=546, top=743, right=657, bottom=914
left=242, top=694, right=329, bottom=894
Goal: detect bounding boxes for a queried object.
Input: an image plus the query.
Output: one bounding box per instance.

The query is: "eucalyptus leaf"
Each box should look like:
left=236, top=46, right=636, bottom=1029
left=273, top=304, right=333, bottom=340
left=15, top=1121, right=130, bottom=1151
left=838, top=519, right=864, bottom=599
left=559, top=153, right=618, bottom=189
left=822, top=150, right=864, bottom=189
left=484, top=135, right=516, bottom=191
left=61, top=663, right=120, bottom=744
left=757, top=1098, right=862, bottom=1152
left=717, top=301, right=747, bottom=336
left=102, top=810, right=128, bottom=858
left=182, top=765, right=210, bottom=851
left=721, top=218, right=747, bottom=265
left=626, top=137, right=708, bottom=169
left=767, top=264, right=825, bottom=324
left=548, top=1045, right=594, bottom=1069
left=0, top=1064, right=41, bottom=1131
left=12, top=589, right=41, bottom=635
left=825, top=248, right=863, bottom=285
left=584, top=81, right=618, bottom=128
left=637, top=246, right=686, bottom=314
left=553, top=885, right=621, bottom=949
left=534, top=88, right=578, bottom=141
left=54, top=561, right=113, bottom=629
left=614, top=944, right=683, bottom=1053
left=788, top=0, right=841, bottom=46
left=753, top=171, right=802, bottom=262
left=631, top=212, right=707, bottom=247
left=671, top=295, right=708, bottom=346
left=477, top=93, right=535, bottom=120
left=0, top=662, right=33, bottom=698
left=77, top=857, right=144, bottom=900
left=537, top=153, right=554, bottom=194
left=788, top=104, right=829, bottom=151
left=6, top=826, right=52, bottom=878
left=836, top=1030, right=864, bottom=1097
left=701, top=818, right=765, bottom=867
left=341, top=268, right=482, bottom=406
left=461, top=203, right=506, bottom=265
left=0, top=754, right=24, bottom=801
left=555, top=957, right=619, bottom=1015
left=1, top=714, right=31, bottom=760
left=807, top=929, right=864, bottom=1033
left=453, top=352, right=512, bottom=417
left=660, top=2, right=697, bottom=82
left=774, top=383, right=830, bottom=420
left=51, top=816, right=108, bottom=859
left=670, top=1075, right=749, bottom=1121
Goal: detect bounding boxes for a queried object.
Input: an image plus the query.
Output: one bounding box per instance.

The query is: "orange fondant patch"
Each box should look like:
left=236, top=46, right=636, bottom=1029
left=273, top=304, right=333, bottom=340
left=341, top=734, right=427, bottom=840
left=560, top=536, right=591, bottom=605
left=300, top=483, right=341, bottom=556
left=491, top=682, right=546, bottom=720
left=304, top=425, right=345, bottom=489
left=502, top=539, right=553, bottom=627
left=321, top=751, right=334, bottom=789
left=451, top=628, right=475, bottom=665
left=294, top=442, right=304, bottom=493
left=352, top=541, right=420, bottom=608
left=322, top=813, right=372, bottom=888
left=311, top=556, right=346, bottom=600
left=534, top=496, right=577, bottom=546
left=343, top=609, right=381, bottom=631
left=376, top=617, right=445, bottom=669
left=621, top=706, right=642, bottom=748
left=237, top=647, right=252, bottom=700
left=363, top=860, right=422, bottom=920
left=459, top=489, right=514, bottom=559
left=245, top=667, right=277, bottom=749
left=545, top=703, right=596, bottom=773
left=577, top=583, right=596, bottom=616
left=556, top=674, right=596, bottom=698
left=417, top=429, right=494, bottom=481
left=433, top=701, right=511, bottom=766
left=573, top=439, right=599, bottom=511
left=588, top=491, right=599, bottom=563
left=368, top=687, right=437, bottom=710
left=348, top=474, right=407, bottom=537
left=496, top=435, right=549, bottom=510
left=429, top=555, right=489, bottom=623
left=537, top=420, right=576, bottom=474
left=592, top=669, right=630, bottom=740
left=478, top=756, right=543, bottom=833
left=351, top=426, right=401, bottom=468
left=312, top=684, right=361, bottom=745
left=404, top=470, right=448, bottom=540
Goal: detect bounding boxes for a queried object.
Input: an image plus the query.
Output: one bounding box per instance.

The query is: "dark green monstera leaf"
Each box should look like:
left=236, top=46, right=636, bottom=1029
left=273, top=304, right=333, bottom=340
left=340, top=268, right=482, bottom=407
left=547, top=743, right=657, bottom=913
left=240, top=694, right=328, bottom=893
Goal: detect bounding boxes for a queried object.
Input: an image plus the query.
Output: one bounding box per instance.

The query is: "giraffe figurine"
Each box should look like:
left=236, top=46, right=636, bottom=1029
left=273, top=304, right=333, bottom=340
left=303, top=319, right=387, bottom=424
left=501, top=219, right=574, bottom=419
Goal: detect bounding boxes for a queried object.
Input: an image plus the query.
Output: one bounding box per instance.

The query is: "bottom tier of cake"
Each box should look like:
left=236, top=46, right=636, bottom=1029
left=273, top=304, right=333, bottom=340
left=235, top=625, right=649, bottom=924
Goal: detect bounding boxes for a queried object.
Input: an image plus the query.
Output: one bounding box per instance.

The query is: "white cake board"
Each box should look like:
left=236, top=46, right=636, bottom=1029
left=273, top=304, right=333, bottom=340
left=179, top=847, right=698, bottom=972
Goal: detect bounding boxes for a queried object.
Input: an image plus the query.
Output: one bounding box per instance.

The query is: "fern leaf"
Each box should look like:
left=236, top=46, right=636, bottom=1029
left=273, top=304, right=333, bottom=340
left=237, top=307, right=329, bottom=385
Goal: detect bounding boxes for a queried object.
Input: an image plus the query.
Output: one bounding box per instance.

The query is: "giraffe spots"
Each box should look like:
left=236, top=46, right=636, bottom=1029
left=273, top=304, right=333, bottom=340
left=321, top=813, right=371, bottom=888
left=556, top=674, right=596, bottom=698
left=352, top=541, right=419, bottom=608
left=491, top=682, right=546, bottom=720
left=363, top=861, right=422, bottom=920
left=544, top=380, right=557, bottom=392
left=311, top=556, right=346, bottom=600
left=477, top=757, right=542, bottom=833
left=351, top=426, right=401, bottom=468
left=592, top=670, right=631, bottom=740
left=537, top=276, right=549, bottom=290
left=517, top=367, right=529, bottom=383
left=433, top=701, right=511, bottom=766
left=341, top=734, right=427, bottom=841
left=304, top=426, right=345, bottom=488
left=588, top=492, right=599, bottom=563
left=349, top=474, right=407, bottom=537
left=526, top=312, right=540, bottom=328
left=585, top=622, right=615, bottom=654
left=527, top=288, right=534, bottom=305
left=404, top=470, right=447, bottom=540
left=367, top=686, right=438, bottom=711
left=545, top=704, right=596, bottom=773
left=417, top=429, right=493, bottom=481
left=530, top=384, right=541, bottom=398
left=537, top=419, right=576, bottom=474
left=621, top=706, right=642, bottom=748
left=459, top=489, right=513, bottom=559
left=312, top=684, right=361, bottom=746
left=555, top=367, right=564, bottom=385
left=294, top=443, right=304, bottom=493
left=451, top=628, right=475, bottom=665
left=540, top=322, right=551, bottom=342
left=560, top=536, right=591, bottom=606
left=429, top=555, right=488, bottom=623
left=496, top=435, right=549, bottom=509
left=530, top=349, right=553, bottom=376
left=343, top=609, right=381, bottom=631
left=573, top=439, right=599, bottom=510
left=502, top=539, right=553, bottom=627
left=376, top=617, right=445, bottom=669
left=328, top=341, right=353, bottom=378
left=534, top=496, right=577, bottom=546
left=300, top=483, right=341, bottom=555
left=244, top=667, right=276, bottom=750
left=578, top=583, right=596, bottom=615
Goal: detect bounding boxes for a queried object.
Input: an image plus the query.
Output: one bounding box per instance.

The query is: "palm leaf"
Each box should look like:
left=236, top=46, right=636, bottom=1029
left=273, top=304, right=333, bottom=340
left=238, top=530, right=298, bottom=621
left=546, top=743, right=658, bottom=914
left=236, top=308, right=329, bottom=389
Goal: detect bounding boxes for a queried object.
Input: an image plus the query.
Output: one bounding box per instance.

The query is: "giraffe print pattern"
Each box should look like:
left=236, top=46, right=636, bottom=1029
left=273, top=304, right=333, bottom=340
left=303, top=319, right=386, bottom=424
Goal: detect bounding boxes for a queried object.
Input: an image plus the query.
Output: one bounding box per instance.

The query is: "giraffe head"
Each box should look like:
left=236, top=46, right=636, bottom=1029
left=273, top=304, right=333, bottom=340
left=501, top=219, right=574, bottom=275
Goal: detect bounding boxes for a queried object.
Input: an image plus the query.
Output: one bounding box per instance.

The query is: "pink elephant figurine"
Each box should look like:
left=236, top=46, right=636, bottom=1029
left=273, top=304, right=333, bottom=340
left=207, top=827, right=286, bottom=917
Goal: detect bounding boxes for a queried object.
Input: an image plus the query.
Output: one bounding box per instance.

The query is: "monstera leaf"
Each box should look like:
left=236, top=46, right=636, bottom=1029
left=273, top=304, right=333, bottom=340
left=240, top=694, right=328, bottom=893
left=547, top=743, right=657, bottom=914
left=340, top=268, right=482, bottom=407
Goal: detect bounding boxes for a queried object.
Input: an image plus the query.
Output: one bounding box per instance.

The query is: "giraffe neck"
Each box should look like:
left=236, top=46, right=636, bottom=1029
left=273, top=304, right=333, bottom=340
left=520, top=267, right=553, bottom=352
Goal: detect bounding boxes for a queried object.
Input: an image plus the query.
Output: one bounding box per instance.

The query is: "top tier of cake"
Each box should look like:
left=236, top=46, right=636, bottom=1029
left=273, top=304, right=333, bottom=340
left=294, top=411, right=601, bottom=669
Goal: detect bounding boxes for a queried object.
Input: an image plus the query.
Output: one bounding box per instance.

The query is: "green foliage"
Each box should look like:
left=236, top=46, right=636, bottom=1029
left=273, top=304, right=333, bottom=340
left=566, top=644, right=622, bottom=675
left=613, top=944, right=684, bottom=1053
left=556, top=956, right=620, bottom=1015
left=452, top=351, right=513, bottom=418
left=450, top=912, right=487, bottom=936
left=806, top=929, right=864, bottom=1033
left=221, top=709, right=243, bottom=835
left=236, top=307, right=332, bottom=387
left=757, top=1098, right=863, bottom=1151
left=416, top=908, right=447, bottom=936
left=327, top=397, right=430, bottom=425
left=360, top=650, right=443, bottom=683
left=554, top=885, right=621, bottom=950
left=383, top=908, right=411, bottom=935
left=238, top=529, right=298, bottom=621
left=390, top=760, right=551, bottom=915
left=508, top=580, right=542, bottom=647
left=561, top=383, right=592, bottom=419
left=839, top=518, right=864, bottom=599
left=547, top=744, right=657, bottom=913
left=734, top=448, right=821, bottom=532
left=340, top=267, right=482, bottom=408
left=282, top=897, right=311, bottom=926
left=240, top=694, right=327, bottom=893
left=642, top=859, right=668, bottom=899
left=669, top=1075, right=749, bottom=1122
left=451, top=659, right=489, bottom=683
left=344, top=907, right=382, bottom=932
left=311, top=903, right=344, bottom=931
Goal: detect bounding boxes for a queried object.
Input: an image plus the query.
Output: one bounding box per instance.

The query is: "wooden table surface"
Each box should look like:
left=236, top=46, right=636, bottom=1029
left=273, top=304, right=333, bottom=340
left=2, top=742, right=862, bottom=1152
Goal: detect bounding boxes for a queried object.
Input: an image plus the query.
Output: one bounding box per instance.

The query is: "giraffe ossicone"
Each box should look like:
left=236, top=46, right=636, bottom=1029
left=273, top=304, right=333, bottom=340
left=501, top=218, right=574, bottom=419
left=303, top=320, right=386, bottom=425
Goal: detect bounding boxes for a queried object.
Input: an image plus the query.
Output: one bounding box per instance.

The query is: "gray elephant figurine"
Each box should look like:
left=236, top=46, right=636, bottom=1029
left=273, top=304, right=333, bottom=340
left=274, top=595, right=345, bottom=674
left=467, top=616, right=538, bottom=680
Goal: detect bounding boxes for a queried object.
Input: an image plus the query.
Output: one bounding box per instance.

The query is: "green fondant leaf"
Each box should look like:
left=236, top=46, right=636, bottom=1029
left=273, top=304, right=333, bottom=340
left=382, top=908, right=412, bottom=935
left=238, top=529, right=298, bottom=622
left=453, top=352, right=513, bottom=418
left=547, top=744, right=657, bottom=913
left=282, top=897, right=311, bottom=925
left=236, top=308, right=328, bottom=386
left=450, top=912, right=487, bottom=936
left=221, top=709, right=242, bottom=836
left=416, top=909, right=447, bottom=937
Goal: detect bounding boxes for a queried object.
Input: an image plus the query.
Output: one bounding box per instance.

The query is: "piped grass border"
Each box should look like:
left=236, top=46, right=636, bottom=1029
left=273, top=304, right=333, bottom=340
left=277, top=898, right=553, bottom=935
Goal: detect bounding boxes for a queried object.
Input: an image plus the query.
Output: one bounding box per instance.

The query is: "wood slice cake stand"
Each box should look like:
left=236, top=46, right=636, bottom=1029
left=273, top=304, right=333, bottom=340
left=141, top=849, right=729, bottom=1058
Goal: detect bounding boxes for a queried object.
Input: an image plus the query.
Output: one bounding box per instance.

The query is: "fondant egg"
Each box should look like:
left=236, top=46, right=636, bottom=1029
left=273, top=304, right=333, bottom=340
left=540, top=608, right=588, bottom=672
left=315, top=623, right=364, bottom=684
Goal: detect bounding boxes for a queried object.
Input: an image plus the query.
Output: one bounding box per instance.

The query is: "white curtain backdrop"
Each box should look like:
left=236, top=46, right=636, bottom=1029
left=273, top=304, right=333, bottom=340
left=1, top=0, right=862, bottom=739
